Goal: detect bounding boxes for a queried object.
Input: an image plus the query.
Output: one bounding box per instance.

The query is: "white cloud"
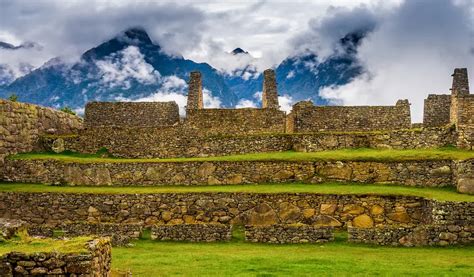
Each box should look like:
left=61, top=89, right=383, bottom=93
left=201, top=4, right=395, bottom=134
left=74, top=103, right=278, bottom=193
left=96, top=46, right=160, bottom=89
left=278, top=95, right=294, bottom=113
left=134, top=91, right=188, bottom=116
left=203, top=88, right=222, bottom=108
left=235, top=99, right=258, bottom=108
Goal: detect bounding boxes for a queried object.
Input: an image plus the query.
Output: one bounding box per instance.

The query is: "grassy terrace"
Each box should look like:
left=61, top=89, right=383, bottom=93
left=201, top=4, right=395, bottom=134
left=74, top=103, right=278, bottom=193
left=8, top=147, right=474, bottom=163
left=0, top=236, right=90, bottom=255
left=111, top=237, right=474, bottom=276
left=1, top=182, right=473, bottom=202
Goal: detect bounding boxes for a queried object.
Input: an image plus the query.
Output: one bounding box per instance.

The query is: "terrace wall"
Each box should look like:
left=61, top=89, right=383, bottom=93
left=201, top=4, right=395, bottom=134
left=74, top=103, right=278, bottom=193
left=151, top=224, right=232, bottom=242
left=41, top=127, right=456, bottom=159
left=2, top=159, right=454, bottom=187
left=245, top=225, right=333, bottom=243
left=84, top=101, right=179, bottom=128
left=0, top=192, right=436, bottom=228
left=348, top=225, right=473, bottom=246
left=287, top=100, right=411, bottom=133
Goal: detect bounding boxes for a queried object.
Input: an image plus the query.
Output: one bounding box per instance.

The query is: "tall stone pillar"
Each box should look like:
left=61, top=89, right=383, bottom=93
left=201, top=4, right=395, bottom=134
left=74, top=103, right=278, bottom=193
left=262, top=69, right=279, bottom=109
left=187, top=71, right=203, bottom=110
left=450, top=68, right=470, bottom=125
left=451, top=68, right=470, bottom=96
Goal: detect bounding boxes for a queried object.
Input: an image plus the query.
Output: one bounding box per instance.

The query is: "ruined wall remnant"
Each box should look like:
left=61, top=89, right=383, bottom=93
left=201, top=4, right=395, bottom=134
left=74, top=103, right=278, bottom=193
left=451, top=68, right=470, bottom=96
left=262, top=69, right=279, bottom=109
left=448, top=68, right=473, bottom=149
left=287, top=99, right=411, bottom=132
left=84, top=101, right=179, bottom=128
left=423, top=94, right=451, bottom=127
left=185, top=108, right=286, bottom=135
left=187, top=71, right=203, bottom=110
left=0, top=100, right=83, bottom=176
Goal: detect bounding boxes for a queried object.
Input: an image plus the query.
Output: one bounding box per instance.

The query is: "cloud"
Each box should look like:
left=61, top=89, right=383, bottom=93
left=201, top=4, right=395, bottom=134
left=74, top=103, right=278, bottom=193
left=316, top=0, right=474, bottom=122
left=96, top=46, right=160, bottom=89
left=235, top=99, right=258, bottom=108
left=278, top=95, right=294, bottom=113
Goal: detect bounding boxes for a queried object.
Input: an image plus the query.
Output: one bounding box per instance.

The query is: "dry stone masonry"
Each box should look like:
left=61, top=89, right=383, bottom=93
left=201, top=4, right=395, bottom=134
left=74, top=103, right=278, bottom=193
left=245, top=225, right=333, bottom=243
left=0, top=238, right=112, bottom=277
left=2, top=159, right=456, bottom=187
left=84, top=101, right=179, bottom=128
left=151, top=224, right=232, bottom=242
left=262, top=69, right=279, bottom=109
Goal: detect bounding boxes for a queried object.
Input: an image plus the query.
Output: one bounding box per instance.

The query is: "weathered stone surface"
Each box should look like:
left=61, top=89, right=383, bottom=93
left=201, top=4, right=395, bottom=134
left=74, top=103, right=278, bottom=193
left=314, top=215, right=342, bottom=227
left=151, top=224, right=231, bottom=242
left=245, top=224, right=333, bottom=243
left=352, top=214, right=374, bottom=228
left=3, top=159, right=455, bottom=188
left=0, top=218, right=27, bottom=240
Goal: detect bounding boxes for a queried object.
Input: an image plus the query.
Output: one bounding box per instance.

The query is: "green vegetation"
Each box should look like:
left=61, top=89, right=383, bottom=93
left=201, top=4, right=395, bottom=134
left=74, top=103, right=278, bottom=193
left=59, top=106, right=77, bottom=115
left=111, top=239, right=474, bottom=276
left=8, top=147, right=474, bottom=164
left=0, top=182, right=472, bottom=202
left=7, top=93, right=18, bottom=102
left=0, top=236, right=91, bottom=255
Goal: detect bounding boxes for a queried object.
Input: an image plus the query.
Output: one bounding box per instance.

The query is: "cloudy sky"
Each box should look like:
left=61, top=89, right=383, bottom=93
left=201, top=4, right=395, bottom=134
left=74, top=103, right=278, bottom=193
left=1, top=0, right=473, bottom=121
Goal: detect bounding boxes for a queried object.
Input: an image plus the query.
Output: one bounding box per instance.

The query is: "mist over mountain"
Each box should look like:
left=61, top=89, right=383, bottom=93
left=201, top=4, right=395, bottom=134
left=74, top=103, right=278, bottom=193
left=0, top=27, right=364, bottom=113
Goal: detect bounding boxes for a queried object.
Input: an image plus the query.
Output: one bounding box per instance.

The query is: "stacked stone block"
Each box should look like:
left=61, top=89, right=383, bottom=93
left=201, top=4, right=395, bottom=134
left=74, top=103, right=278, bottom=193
left=0, top=238, right=112, bottom=276
left=186, top=71, right=203, bottom=110
left=423, top=94, right=451, bottom=127
left=151, top=224, right=232, bottom=242
left=84, top=101, right=180, bottom=128
left=262, top=69, right=279, bottom=109
left=245, top=225, right=333, bottom=243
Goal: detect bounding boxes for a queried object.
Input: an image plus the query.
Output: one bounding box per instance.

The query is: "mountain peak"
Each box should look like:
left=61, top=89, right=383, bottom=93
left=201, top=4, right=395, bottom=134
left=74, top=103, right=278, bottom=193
left=120, top=27, right=153, bottom=45
left=231, top=48, right=249, bottom=55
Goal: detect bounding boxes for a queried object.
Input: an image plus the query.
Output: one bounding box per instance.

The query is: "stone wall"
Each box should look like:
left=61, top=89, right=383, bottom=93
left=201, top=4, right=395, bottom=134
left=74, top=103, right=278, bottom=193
left=0, top=238, right=111, bottom=276
left=0, top=100, right=83, bottom=166
left=0, top=192, right=432, bottom=228
left=428, top=200, right=474, bottom=226
left=2, top=159, right=454, bottom=187
left=84, top=101, right=179, bottom=128
left=453, top=159, right=474, bottom=194
left=151, top=224, right=232, bottom=242
left=185, top=108, right=286, bottom=135
left=262, top=69, right=279, bottom=109
left=245, top=225, right=333, bottom=243
left=41, top=127, right=456, bottom=159
left=423, top=94, right=451, bottom=127
left=287, top=100, right=411, bottom=132
left=348, top=225, right=473, bottom=246
left=28, top=223, right=142, bottom=246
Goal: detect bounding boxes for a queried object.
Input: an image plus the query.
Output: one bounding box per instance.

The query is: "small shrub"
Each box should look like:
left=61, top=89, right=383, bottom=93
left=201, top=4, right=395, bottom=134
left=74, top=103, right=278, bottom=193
left=60, top=106, right=76, bottom=115
left=8, top=94, right=18, bottom=102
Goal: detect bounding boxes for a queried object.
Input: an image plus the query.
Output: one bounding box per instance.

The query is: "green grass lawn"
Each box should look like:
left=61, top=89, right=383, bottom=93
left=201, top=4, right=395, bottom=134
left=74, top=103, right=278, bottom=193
left=111, top=238, right=474, bottom=276
left=8, top=147, right=474, bottom=163
left=1, top=182, right=473, bottom=202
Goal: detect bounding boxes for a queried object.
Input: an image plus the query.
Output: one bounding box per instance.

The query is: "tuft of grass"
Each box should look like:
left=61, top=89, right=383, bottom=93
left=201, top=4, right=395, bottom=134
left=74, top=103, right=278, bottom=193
left=0, top=182, right=472, bottom=202
left=7, top=147, right=474, bottom=164
left=111, top=239, right=474, bottom=276
left=0, top=236, right=92, bottom=255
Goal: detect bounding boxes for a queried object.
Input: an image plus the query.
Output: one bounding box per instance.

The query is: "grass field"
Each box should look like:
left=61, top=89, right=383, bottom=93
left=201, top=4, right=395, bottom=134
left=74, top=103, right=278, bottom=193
left=111, top=236, right=474, bottom=276
left=8, top=147, right=474, bottom=163
left=1, top=182, right=473, bottom=202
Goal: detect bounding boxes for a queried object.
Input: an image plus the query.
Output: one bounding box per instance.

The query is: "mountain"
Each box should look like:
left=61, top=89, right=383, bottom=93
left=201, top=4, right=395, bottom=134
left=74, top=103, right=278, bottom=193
left=1, top=28, right=238, bottom=110
left=225, top=31, right=365, bottom=105
left=1, top=27, right=365, bottom=111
